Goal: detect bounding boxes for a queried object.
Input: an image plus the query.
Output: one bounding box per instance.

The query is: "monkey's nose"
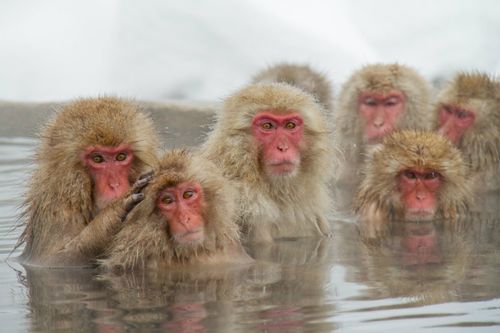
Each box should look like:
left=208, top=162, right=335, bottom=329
left=180, top=217, right=191, bottom=227
left=416, top=192, right=426, bottom=201
left=277, top=143, right=288, bottom=152
left=109, top=182, right=120, bottom=189
left=373, top=118, right=385, bottom=127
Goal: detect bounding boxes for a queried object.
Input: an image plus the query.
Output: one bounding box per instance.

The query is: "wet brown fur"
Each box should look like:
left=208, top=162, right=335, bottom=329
left=17, top=97, right=160, bottom=266
left=354, top=130, right=472, bottom=223
left=100, top=149, right=248, bottom=271
left=199, top=83, right=334, bottom=242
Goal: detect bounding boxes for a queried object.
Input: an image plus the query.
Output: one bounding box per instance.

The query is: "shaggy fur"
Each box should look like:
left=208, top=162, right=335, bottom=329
left=17, top=97, right=160, bottom=265
left=334, top=63, right=433, bottom=176
left=435, top=72, right=500, bottom=191
left=100, top=149, right=248, bottom=271
left=354, top=130, right=472, bottom=222
left=252, top=63, right=333, bottom=111
left=199, top=83, right=334, bottom=242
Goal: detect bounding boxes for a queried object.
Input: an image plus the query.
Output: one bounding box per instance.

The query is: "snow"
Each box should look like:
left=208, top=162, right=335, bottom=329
left=0, top=0, right=498, bottom=102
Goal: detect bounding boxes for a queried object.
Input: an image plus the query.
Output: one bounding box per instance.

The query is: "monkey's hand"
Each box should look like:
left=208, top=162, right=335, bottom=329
left=134, top=170, right=154, bottom=193
left=121, top=171, right=154, bottom=220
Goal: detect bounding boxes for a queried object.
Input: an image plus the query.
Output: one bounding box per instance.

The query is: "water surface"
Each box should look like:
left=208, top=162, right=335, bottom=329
left=1, top=137, right=499, bottom=332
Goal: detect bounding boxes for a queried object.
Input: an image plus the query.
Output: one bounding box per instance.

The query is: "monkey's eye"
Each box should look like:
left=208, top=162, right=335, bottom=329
left=91, top=154, right=104, bottom=163
left=115, top=152, right=127, bottom=161
left=183, top=190, right=195, bottom=199
left=443, top=105, right=453, bottom=114
left=161, top=194, right=175, bottom=205
left=403, top=170, right=417, bottom=179
left=284, top=121, right=296, bottom=130
left=363, top=98, right=377, bottom=106
left=385, top=98, right=398, bottom=107
left=456, top=110, right=469, bottom=119
left=424, top=171, right=439, bottom=180
left=260, top=122, right=274, bottom=130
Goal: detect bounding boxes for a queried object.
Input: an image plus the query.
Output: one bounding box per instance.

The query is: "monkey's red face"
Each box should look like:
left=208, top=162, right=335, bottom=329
left=157, top=182, right=205, bottom=245
left=437, top=104, right=475, bottom=145
left=358, top=91, right=406, bottom=144
left=83, top=144, right=134, bottom=210
left=252, top=111, right=304, bottom=176
left=398, top=168, right=442, bottom=221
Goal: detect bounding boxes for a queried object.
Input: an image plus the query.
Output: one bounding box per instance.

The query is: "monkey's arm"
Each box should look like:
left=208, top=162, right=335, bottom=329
left=46, top=174, right=152, bottom=266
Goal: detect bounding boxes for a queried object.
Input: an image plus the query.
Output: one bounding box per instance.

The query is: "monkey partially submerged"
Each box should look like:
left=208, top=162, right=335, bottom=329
left=434, top=72, right=500, bottom=191
left=354, top=130, right=472, bottom=237
left=199, top=82, right=335, bottom=242
left=17, top=97, right=160, bottom=266
left=101, top=149, right=250, bottom=271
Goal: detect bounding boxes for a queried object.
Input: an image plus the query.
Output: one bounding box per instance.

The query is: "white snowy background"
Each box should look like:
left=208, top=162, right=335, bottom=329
left=0, top=0, right=499, bottom=102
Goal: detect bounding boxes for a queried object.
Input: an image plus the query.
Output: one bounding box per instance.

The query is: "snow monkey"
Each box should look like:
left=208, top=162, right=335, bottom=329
left=252, top=63, right=333, bottom=111
left=334, top=64, right=433, bottom=184
left=354, top=130, right=472, bottom=236
left=17, top=97, right=160, bottom=266
left=199, top=82, right=334, bottom=242
left=434, top=72, right=500, bottom=191
left=101, top=149, right=250, bottom=271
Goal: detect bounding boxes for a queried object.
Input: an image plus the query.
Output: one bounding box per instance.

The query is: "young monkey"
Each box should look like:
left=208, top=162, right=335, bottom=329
left=101, top=149, right=251, bottom=271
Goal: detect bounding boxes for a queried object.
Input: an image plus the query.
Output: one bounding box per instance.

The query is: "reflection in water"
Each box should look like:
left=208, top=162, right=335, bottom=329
left=1, top=138, right=500, bottom=332
left=342, top=215, right=500, bottom=307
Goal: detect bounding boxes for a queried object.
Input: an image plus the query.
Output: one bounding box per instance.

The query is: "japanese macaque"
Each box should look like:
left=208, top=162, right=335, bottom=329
left=100, top=149, right=251, bottom=271
left=199, top=83, right=334, bottom=242
left=17, top=97, right=160, bottom=266
left=252, top=63, right=333, bottom=111
left=434, top=72, right=500, bottom=191
left=334, top=64, right=433, bottom=186
left=354, top=130, right=472, bottom=237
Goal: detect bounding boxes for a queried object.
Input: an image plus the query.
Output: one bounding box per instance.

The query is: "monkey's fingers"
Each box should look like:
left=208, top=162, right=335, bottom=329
left=138, top=170, right=154, bottom=181
left=123, top=193, right=144, bottom=216
left=132, top=174, right=154, bottom=193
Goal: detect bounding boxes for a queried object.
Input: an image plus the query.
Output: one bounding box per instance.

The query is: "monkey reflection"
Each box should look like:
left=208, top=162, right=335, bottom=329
left=356, top=220, right=473, bottom=305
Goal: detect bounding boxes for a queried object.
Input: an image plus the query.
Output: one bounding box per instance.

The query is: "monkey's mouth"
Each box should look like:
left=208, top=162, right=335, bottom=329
left=177, top=229, right=204, bottom=242
left=405, top=208, right=436, bottom=221
left=267, top=161, right=298, bottom=174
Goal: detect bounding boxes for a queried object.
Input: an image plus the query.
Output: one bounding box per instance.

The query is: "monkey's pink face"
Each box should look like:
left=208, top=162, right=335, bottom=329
left=83, top=144, right=134, bottom=210
left=358, top=91, right=406, bottom=144
left=252, top=111, right=304, bottom=177
left=437, top=104, right=475, bottom=145
left=398, top=168, right=442, bottom=221
left=157, top=182, right=205, bottom=245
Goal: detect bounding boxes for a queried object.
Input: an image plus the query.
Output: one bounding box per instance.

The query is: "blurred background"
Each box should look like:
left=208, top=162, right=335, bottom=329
left=0, top=0, right=499, bottom=102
